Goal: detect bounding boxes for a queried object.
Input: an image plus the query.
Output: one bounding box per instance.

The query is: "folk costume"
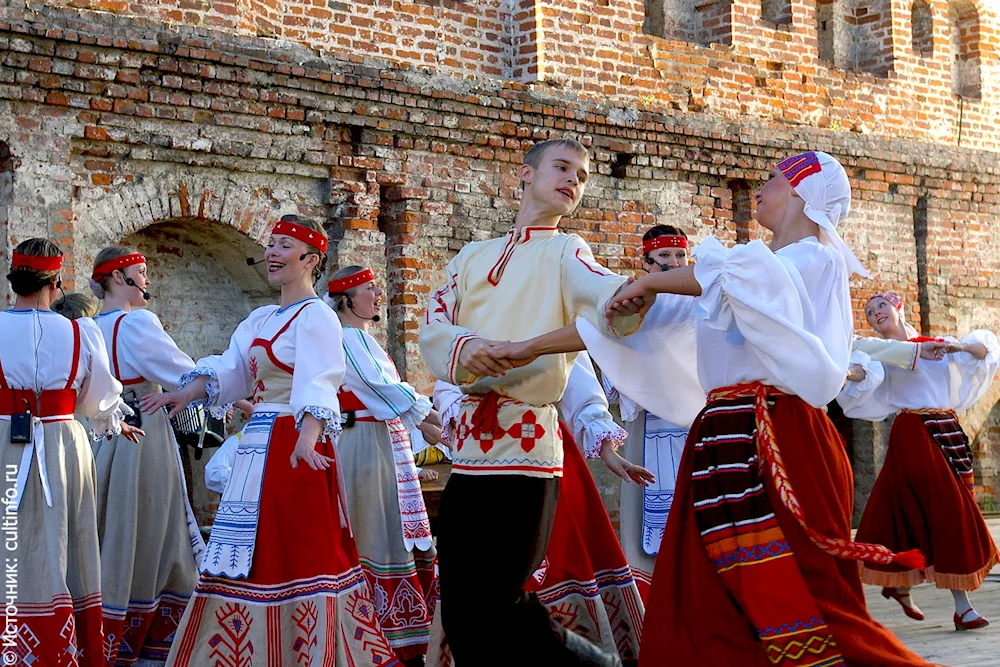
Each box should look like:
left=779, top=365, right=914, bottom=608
left=92, top=253, right=205, bottom=666
left=578, top=284, right=705, bottom=601
left=331, top=268, right=437, bottom=662
left=429, top=353, right=645, bottom=666
left=0, top=252, right=129, bottom=667
left=617, top=152, right=931, bottom=666
left=838, top=294, right=1000, bottom=605
left=418, top=225, right=641, bottom=666
left=164, top=222, right=401, bottom=667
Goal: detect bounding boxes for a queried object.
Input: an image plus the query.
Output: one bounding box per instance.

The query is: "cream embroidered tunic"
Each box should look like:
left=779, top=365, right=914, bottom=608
left=419, top=226, right=640, bottom=478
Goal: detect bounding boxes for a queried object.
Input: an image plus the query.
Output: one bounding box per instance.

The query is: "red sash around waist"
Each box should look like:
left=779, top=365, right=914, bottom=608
left=0, top=388, right=77, bottom=417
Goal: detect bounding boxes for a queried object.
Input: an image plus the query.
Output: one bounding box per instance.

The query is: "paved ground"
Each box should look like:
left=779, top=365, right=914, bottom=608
left=864, top=517, right=1000, bottom=666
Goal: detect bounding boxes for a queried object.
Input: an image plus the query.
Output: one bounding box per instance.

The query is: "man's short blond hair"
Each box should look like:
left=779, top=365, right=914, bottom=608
left=522, top=138, right=589, bottom=168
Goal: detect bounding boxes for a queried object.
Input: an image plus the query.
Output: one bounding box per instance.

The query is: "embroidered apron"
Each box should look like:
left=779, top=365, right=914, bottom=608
left=201, top=304, right=315, bottom=579
left=339, top=389, right=433, bottom=551
left=640, top=411, right=687, bottom=556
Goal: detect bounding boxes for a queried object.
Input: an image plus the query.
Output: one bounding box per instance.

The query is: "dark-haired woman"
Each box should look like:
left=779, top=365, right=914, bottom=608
left=143, top=217, right=402, bottom=666
left=89, top=246, right=205, bottom=666
left=327, top=266, right=440, bottom=666
left=0, top=239, right=137, bottom=667
left=588, top=225, right=701, bottom=601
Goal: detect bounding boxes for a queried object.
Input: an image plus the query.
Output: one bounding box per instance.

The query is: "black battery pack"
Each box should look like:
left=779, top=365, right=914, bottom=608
left=10, top=412, right=32, bottom=444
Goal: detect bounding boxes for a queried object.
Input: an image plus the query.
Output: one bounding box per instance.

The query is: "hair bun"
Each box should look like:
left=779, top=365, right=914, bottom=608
left=89, top=278, right=105, bottom=299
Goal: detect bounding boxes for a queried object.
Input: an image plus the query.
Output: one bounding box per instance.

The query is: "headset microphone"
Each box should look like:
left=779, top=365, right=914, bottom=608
left=345, top=297, right=381, bottom=323
left=124, top=276, right=151, bottom=300
left=246, top=257, right=266, bottom=266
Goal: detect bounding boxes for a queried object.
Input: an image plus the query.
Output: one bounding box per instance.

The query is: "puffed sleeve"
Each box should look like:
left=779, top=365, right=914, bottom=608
left=432, top=380, right=465, bottom=452
left=852, top=336, right=919, bottom=371
left=342, top=328, right=432, bottom=429
left=561, top=235, right=642, bottom=338
left=948, top=329, right=1000, bottom=412
left=693, top=236, right=851, bottom=408
left=205, top=432, right=240, bottom=495
left=290, top=303, right=346, bottom=442
left=836, top=349, right=894, bottom=421
left=419, top=252, right=482, bottom=386
left=557, top=352, right=627, bottom=459
left=118, top=309, right=195, bottom=391
left=578, top=293, right=703, bottom=428
left=75, top=318, right=129, bottom=439
left=178, top=307, right=270, bottom=407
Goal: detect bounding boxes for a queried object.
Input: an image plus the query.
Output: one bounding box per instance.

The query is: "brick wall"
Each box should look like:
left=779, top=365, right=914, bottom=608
left=2, top=1, right=1000, bottom=516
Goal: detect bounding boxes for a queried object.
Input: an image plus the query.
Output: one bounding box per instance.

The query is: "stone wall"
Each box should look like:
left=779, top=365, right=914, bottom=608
left=1, top=1, right=1000, bottom=522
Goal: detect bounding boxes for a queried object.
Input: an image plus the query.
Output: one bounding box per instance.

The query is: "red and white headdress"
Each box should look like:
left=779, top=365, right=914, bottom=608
left=866, top=291, right=922, bottom=339
left=11, top=252, right=63, bottom=272
left=642, top=235, right=688, bottom=254
left=271, top=219, right=328, bottom=254
left=867, top=292, right=902, bottom=312
left=775, top=151, right=868, bottom=278
left=92, top=253, right=145, bottom=280
left=328, top=268, right=374, bottom=294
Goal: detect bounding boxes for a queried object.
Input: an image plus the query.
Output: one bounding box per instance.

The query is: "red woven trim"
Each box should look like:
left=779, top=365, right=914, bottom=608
left=708, top=382, right=926, bottom=569
left=271, top=220, right=328, bottom=253
left=12, top=252, right=63, bottom=271
left=92, top=253, right=145, bottom=279
left=328, top=268, right=373, bottom=294
left=642, top=236, right=687, bottom=253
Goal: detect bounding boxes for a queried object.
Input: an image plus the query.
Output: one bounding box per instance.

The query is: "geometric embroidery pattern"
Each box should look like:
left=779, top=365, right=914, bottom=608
left=764, top=633, right=839, bottom=665
left=712, top=539, right=793, bottom=571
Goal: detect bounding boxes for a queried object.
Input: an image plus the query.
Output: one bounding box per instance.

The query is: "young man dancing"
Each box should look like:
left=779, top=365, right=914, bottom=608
left=419, top=138, right=642, bottom=667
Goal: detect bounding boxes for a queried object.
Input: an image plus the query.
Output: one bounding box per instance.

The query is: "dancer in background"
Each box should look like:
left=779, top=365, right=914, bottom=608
left=52, top=290, right=99, bottom=319
left=419, top=138, right=644, bottom=667
left=430, top=352, right=648, bottom=666
left=508, top=151, right=931, bottom=666
left=89, top=246, right=205, bottom=666
left=839, top=292, right=1000, bottom=630
left=143, top=215, right=402, bottom=666
left=586, top=225, right=703, bottom=600
left=327, top=265, right=440, bottom=666
left=0, top=239, right=137, bottom=667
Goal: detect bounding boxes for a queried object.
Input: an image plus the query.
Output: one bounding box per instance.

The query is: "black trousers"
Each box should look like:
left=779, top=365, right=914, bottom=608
left=437, top=473, right=579, bottom=666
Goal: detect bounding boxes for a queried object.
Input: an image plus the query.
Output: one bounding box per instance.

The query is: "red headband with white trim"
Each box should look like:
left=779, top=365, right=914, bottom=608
left=92, top=253, right=145, bottom=280
left=642, top=235, right=687, bottom=254
left=328, top=268, right=374, bottom=294
left=272, top=220, right=328, bottom=254
left=12, top=252, right=63, bottom=272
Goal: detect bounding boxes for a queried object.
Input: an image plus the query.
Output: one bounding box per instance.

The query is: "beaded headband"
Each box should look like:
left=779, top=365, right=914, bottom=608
left=92, top=253, right=145, bottom=280
left=328, top=268, right=374, bottom=294
left=642, top=235, right=688, bottom=254
left=272, top=220, right=328, bottom=254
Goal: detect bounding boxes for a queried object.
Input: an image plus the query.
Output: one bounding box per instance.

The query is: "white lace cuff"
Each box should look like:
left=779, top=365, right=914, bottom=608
left=296, top=406, right=343, bottom=442
left=178, top=368, right=221, bottom=406
left=399, top=394, right=434, bottom=431
left=582, top=420, right=628, bottom=459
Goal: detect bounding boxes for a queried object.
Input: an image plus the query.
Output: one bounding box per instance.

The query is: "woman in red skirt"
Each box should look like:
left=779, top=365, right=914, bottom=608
left=839, top=292, right=1000, bottom=630
left=534, top=151, right=932, bottom=665
left=143, top=215, right=403, bottom=666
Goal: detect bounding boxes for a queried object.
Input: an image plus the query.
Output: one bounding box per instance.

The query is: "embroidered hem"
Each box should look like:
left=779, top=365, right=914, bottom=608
left=859, top=551, right=1000, bottom=591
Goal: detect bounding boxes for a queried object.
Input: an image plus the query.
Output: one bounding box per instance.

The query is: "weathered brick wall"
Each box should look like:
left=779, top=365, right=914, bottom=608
left=22, top=0, right=1000, bottom=149
left=1, top=1, right=999, bottom=519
